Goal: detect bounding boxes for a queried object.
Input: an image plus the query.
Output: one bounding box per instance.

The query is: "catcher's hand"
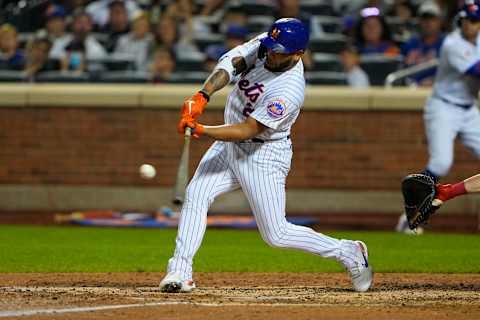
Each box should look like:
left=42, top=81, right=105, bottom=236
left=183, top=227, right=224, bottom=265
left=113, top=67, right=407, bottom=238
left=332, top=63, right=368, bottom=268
left=401, top=174, right=443, bottom=230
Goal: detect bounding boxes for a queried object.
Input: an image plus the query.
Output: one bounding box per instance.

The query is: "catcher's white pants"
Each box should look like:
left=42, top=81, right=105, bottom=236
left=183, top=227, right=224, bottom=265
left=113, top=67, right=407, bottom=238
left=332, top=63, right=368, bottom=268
left=425, top=97, right=480, bottom=176
left=167, top=140, right=352, bottom=281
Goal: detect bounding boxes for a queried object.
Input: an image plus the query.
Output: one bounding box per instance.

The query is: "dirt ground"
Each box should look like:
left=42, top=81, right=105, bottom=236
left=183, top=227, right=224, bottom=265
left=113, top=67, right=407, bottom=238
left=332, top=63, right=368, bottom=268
left=0, top=273, right=479, bottom=319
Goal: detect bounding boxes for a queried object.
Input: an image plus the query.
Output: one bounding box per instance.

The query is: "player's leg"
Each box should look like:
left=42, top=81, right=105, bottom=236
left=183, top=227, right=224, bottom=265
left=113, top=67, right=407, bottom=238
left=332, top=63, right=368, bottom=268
left=396, top=98, right=459, bottom=233
left=233, top=141, right=372, bottom=292
left=459, top=103, right=480, bottom=159
left=424, top=97, right=460, bottom=177
left=161, top=141, right=239, bottom=291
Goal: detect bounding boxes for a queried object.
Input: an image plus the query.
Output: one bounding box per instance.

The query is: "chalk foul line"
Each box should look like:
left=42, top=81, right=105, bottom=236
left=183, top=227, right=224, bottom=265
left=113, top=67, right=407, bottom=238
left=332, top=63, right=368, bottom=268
left=0, top=301, right=223, bottom=318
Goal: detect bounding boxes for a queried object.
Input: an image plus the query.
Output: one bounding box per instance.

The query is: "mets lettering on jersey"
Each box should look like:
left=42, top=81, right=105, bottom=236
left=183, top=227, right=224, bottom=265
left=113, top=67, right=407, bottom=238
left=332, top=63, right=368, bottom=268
left=238, top=79, right=265, bottom=103
left=238, top=79, right=265, bottom=117
left=267, top=100, right=286, bottom=118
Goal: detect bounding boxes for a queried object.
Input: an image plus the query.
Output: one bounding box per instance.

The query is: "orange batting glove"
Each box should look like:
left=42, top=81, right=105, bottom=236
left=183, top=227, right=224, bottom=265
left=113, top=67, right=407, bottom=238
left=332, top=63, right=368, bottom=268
left=177, top=115, right=204, bottom=138
left=181, top=91, right=209, bottom=119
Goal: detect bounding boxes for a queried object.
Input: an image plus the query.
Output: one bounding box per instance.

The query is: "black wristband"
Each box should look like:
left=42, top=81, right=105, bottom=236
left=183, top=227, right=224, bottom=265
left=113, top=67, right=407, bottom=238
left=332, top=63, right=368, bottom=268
left=198, top=90, right=210, bottom=102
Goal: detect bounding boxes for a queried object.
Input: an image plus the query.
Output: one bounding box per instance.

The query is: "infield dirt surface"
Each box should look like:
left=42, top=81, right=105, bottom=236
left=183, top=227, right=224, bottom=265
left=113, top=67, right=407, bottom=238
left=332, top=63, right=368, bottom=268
left=0, top=273, right=479, bottom=319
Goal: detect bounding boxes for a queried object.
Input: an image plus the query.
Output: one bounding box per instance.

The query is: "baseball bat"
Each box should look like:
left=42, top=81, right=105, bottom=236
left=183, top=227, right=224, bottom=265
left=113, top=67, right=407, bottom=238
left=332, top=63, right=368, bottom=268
left=172, top=127, right=191, bottom=205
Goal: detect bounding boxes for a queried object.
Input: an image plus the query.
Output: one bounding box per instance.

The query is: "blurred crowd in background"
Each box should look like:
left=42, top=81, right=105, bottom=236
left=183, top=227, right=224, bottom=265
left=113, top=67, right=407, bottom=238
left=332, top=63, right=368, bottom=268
left=0, top=0, right=465, bottom=86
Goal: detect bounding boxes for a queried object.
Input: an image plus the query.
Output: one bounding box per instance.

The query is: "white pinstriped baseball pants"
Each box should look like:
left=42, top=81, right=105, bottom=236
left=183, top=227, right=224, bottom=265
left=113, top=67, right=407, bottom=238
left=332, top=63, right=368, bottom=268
left=167, top=140, right=352, bottom=281
left=424, top=97, right=480, bottom=177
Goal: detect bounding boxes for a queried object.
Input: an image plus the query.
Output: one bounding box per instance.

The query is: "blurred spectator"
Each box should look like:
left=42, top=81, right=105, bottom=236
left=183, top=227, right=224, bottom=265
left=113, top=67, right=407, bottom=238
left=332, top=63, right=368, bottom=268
left=45, top=5, right=67, bottom=39
left=224, top=25, right=247, bottom=50
left=57, top=10, right=108, bottom=64
left=0, top=23, right=25, bottom=70
left=63, top=0, right=92, bottom=15
left=101, top=0, right=131, bottom=53
left=199, top=0, right=226, bottom=17
left=333, top=0, right=393, bottom=17
left=153, top=14, right=201, bottom=60
left=114, top=12, right=153, bottom=71
left=219, top=5, right=248, bottom=34
left=160, top=0, right=199, bottom=42
left=388, top=0, right=415, bottom=21
left=387, top=0, right=416, bottom=42
left=340, top=46, right=370, bottom=88
left=164, top=0, right=218, bottom=40
left=437, top=0, right=462, bottom=26
left=401, top=1, right=445, bottom=86
left=204, top=45, right=223, bottom=72
left=61, top=40, right=86, bottom=74
left=276, top=0, right=323, bottom=37
left=86, top=0, right=140, bottom=29
left=149, top=46, right=176, bottom=83
left=44, top=5, right=70, bottom=60
left=148, top=0, right=175, bottom=25
left=204, top=24, right=248, bottom=62
left=164, top=0, right=197, bottom=22
left=23, top=37, right=55, bottom=80
left=355, top=7, right=400, bottom=57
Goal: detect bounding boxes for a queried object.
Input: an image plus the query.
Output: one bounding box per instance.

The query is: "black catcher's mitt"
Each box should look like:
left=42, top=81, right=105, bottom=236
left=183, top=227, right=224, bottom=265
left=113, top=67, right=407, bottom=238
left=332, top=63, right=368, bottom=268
left=401, top=174, right=441, bottom=230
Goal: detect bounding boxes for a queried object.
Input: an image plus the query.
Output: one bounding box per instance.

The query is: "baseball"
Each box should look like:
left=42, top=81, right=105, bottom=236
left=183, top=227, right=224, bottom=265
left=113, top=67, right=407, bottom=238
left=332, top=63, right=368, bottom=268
left=139, top=164, right=156, bottom=179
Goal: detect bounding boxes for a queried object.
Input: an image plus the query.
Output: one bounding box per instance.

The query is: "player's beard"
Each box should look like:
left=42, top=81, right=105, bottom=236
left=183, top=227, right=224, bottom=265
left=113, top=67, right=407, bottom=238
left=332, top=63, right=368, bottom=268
left=264, top=57, right=297, bottom=72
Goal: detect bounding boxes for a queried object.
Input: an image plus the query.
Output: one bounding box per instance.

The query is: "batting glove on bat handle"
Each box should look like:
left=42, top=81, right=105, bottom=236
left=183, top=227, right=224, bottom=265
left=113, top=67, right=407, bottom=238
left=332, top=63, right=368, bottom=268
left=187, top=121, right=204, bottom=138
left=177, top=116, right=204, bottom=138
left=181, top=92, right=209, bottom=119
left=191, top=123, right=204, bottom=138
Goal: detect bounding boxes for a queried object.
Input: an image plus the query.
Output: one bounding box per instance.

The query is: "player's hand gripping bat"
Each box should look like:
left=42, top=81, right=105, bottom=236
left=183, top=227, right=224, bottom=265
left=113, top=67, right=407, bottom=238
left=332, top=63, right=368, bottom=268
left=172, top=127, right=191, bottom=205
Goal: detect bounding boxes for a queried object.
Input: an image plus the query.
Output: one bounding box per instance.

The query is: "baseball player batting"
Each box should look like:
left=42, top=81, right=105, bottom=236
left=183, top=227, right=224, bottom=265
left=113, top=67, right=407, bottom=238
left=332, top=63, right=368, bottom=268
left=397, top=0, right=480, bottom=233
left=159, top=18, right=373, bottom=293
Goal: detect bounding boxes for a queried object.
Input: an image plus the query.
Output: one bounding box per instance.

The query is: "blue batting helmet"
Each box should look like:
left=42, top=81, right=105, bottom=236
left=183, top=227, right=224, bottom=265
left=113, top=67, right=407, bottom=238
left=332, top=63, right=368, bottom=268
left=459, top=0, right=480, bottom=22
left=260, top=18, right=309, bottom=54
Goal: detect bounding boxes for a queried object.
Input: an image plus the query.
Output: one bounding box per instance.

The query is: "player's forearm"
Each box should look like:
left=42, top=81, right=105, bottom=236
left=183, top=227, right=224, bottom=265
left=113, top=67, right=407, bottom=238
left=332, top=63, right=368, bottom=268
left=201, top=57, right=247, bottom=97
left=464, top=174, right=480, bottom=193
left=201, top=123, right=259, bottom=141
left=201, top=69, right=230, bottom=97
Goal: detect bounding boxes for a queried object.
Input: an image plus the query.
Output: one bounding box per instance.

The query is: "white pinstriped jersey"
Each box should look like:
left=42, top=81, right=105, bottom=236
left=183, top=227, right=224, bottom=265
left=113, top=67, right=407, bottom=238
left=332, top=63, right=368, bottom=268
left=432, top=29, right=480, bottom=105
left=217, top=35, right=305, bottom=141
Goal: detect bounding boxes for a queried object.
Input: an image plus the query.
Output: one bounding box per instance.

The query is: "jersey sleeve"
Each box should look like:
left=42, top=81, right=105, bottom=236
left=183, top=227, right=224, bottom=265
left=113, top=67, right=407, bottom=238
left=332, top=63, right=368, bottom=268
left=445, top=41, right=478, bottom=73
left=213, top=33, right=265, bottom=83
left=249, top=94, right=301, bottom=130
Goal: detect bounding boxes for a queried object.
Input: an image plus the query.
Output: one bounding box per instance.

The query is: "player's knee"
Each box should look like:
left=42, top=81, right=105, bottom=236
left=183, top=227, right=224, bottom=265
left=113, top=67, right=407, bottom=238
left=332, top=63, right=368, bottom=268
left=263, top=235, right=287, bottom=248
left=184, top=183, right=215, bottom=206
left=181, top=194, right=210, bottom=216
left=260, top=228, right=289, bottom=249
